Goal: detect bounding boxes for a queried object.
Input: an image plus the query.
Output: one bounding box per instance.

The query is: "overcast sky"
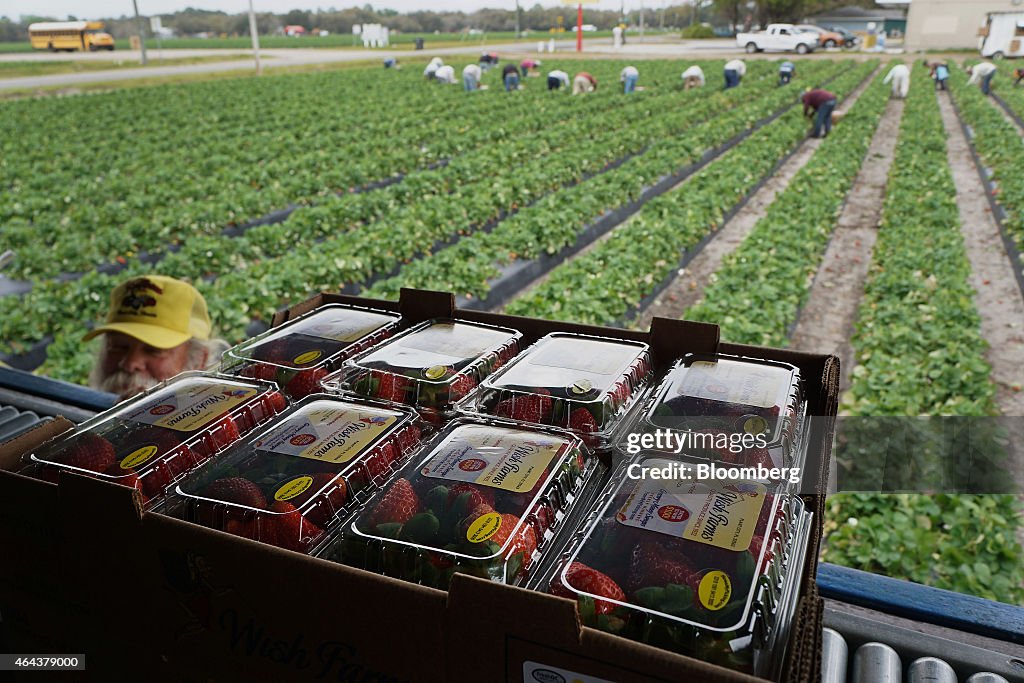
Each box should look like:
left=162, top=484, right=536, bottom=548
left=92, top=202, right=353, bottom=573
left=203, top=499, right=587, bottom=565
left=8, top=0, right=648, bottom=21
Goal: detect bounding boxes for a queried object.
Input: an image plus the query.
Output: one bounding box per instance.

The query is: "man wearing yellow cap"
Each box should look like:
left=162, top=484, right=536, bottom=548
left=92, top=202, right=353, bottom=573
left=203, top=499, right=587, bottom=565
left=85, top=275, right=228, bottom=399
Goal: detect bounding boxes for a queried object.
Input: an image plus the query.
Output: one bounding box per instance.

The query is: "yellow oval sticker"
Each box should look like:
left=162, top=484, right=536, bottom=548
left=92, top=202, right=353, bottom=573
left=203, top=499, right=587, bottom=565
left=570, top=379, right=593, bottom=395
left=294, top=350, right=323, bottom=366
left=275, top=475, right=314, bottom=502
left=742, top=415, right=769, bottom=435
left=698, top=570, right=733, bottom=611
left=466, top=512, right=502, bottom=543
left=424, top=364, right=448, bottom=380
left=120, top=445, right=159, bottom=470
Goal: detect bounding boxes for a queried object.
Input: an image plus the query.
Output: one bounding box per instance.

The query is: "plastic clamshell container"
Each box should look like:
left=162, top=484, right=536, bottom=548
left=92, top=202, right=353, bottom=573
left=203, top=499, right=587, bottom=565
left=324, top=319, right=522, bottom=425
left=461, top=332, right=652, bottom=450
left=173, top=395, right=424, bottom=554
left=220, top=304, right=402, bottom=399
left=539, top=454, right=809, bottom=677
left=620, top=353, right=806, bottom=475
left=24, top=372, right=286, bottom=508
left=324, top=417, right=598, bottom=589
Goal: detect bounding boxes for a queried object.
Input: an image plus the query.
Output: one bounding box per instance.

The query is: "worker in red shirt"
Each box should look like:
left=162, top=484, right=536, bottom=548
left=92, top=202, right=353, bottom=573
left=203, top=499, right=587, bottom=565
left=573, top=71, right=598, bottom=94
left=802, top=88, right=837, bottom=139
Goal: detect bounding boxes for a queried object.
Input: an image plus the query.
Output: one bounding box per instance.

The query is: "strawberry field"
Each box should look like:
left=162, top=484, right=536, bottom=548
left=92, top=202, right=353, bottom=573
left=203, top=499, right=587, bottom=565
left=2, top=57, right=1022, bottom=604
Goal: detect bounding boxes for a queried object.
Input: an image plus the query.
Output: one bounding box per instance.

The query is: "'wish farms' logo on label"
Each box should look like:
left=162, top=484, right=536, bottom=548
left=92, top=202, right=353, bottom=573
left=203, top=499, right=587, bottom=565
left=218, top=608, right=409, bottom=682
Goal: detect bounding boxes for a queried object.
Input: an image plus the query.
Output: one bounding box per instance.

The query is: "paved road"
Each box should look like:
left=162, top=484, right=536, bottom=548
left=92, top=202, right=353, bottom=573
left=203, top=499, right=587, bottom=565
left=0, top=38, right=883, bottom=91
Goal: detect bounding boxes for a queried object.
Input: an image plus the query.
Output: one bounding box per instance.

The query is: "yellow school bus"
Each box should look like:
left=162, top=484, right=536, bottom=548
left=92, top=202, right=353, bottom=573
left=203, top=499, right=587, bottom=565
left=28, top=21, right=115, bottom=52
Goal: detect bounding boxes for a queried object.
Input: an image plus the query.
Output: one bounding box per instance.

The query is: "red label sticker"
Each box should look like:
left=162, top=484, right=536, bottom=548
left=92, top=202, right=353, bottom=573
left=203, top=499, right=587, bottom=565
left=290, top=434, right=317, bottom=447
left=459, top=458, right=487, bottom=472
left=149, top=404, right=175, bottom=416
left=657, top=505, right=691, bottom=523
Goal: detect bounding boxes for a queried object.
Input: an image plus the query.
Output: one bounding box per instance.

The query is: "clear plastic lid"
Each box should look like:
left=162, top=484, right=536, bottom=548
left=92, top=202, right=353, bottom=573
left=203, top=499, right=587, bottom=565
left=620, top=353, right=805, bottom=473
left=173, top=396, right=424, bottom=554
left=539, top=455, right=808, bottom=676
left=26, top=372, right=286, bottom=507
left=323, top=417, right=598, bottom=588
left=325, top=319, right=522, bottom=425
left=461, top=333, right=652, bottom=449
left=221, top=304, right=402, bottom=399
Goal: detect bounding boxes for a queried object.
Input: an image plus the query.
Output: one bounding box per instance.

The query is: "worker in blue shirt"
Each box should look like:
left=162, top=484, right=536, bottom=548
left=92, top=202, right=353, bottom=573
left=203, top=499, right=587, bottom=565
left=779, top=61, right=795, bottom=86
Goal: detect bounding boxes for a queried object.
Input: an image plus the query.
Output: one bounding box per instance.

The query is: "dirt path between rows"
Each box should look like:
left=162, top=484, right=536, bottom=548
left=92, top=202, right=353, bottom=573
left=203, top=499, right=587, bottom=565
left=632, top=137, right=823, bottom=329
left=938, top=90, right=1024, bottom=417
left=634, top=70, right=881, bottom=330
left=788, top=97, right=905, bottom=399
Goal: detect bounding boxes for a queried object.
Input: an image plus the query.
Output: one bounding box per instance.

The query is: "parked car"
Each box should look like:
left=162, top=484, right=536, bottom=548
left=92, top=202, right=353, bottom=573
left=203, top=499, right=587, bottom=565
left=825, top=25, right=859, bottom=48
left=795, top=24, right=846, bottom=49
left=736, top=23, right=820, bottom=54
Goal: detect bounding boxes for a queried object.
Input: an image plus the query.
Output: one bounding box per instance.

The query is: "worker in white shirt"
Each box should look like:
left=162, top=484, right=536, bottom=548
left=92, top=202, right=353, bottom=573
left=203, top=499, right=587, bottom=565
left=724, top=59, right=746, bottom=89
left=681, top=65, right=705, bottom=90
left=434, top=65, right=456, bottom=85
left=620, top=65, right=639, bottom=94
left=463, top=63, right=482, bottom=91
left=967, top=61, right=998, bottom=95
left=547, top=69, right=570, bottom=91
left=572, top=72, right=598, bottom=95
left=424, top=57, right=443, bottom=80
left=883, top=63, right=910, bottom=99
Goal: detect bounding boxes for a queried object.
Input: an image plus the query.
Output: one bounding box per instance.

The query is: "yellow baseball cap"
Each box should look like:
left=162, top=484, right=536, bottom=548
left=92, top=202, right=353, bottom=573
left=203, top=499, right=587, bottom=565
left=83, top=275, right=211, bottom=349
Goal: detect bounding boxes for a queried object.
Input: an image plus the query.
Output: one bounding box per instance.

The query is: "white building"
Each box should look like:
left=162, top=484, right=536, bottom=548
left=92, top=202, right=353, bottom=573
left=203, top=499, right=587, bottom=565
left=905, top=0, right=1023, bottom=50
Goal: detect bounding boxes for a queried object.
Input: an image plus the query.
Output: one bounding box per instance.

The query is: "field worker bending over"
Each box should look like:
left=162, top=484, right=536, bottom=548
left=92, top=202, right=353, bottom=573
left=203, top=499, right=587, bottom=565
left=724, top=59, right=746, bottom=89
left=520, top=59, right=541, bottom=77
left=502, top=62, right=521, bottom=91
left=621, top=65, right=639, bottom=94
left=463, top=63, right=482, bottom=91
left=547, top=69, right=570, bottom=91
left=931, top=62, right=949, bottom=90
left=681, top=65, right=705, bottom=90
left=383, top=58, right=398, bottom=69
left=424, top=56, right=443, bottom=80
left=434, top=65, right=456, bottom=85
left=883, top=63, right=910, bottom=99
left=802, top=87, right=838, bottom=139
left=967, top=61, right=997, bottom=95
left=779, top=60, right=795, bottom=86
left=573, top=71, right=598, bottom=94
left=86, top=276, right=228, bottom=400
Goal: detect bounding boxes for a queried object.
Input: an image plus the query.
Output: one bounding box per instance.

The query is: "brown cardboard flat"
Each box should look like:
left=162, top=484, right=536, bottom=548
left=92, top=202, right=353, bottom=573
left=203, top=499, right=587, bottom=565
left=0, top=290, right=837, bottom=683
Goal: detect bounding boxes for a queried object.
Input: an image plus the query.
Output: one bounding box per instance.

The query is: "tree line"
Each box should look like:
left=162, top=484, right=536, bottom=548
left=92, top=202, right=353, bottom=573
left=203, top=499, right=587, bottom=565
left=1, top=1, right=876, bottom=42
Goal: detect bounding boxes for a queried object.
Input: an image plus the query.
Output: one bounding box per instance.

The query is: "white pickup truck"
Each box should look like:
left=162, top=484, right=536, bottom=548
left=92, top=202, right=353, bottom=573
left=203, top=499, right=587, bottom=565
left=736, top=24, right=820, bottom=54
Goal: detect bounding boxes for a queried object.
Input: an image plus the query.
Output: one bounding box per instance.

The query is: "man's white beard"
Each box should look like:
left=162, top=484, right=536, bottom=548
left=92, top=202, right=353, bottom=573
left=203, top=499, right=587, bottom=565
left=96, top=369, right=159, bottom=399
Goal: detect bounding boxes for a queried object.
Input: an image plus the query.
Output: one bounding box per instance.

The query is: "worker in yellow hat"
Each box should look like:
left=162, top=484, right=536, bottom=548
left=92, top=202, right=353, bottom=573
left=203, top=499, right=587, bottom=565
left=84, top=275, right=229, bottom=399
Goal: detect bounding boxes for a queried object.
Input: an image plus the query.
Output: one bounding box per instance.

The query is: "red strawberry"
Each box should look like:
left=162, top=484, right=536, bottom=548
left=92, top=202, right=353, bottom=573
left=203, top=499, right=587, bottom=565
left=295, top=472, right=349, bottom=527
left=569, top=408, right=600, bottom=434
left=367, top=478, right=420, bottom=529
left=249, top=339, right=292, bottom=364
left=265, top=390, right=288, bottom=414
left=628, top=541, right=699, bottom=593
left=285, top=367, right=328, bottom=398
left=373, top=373, right=411, bottom=403
left=225, top=518, right=257, bottom=540
left=265, top=501, right=324, bottom=551
left=203, top=477, right=267, bottom=509
left=240, top=362, right=279, bottom=382
left=551, top=562, right=626, bottom=614
left=396, top=424, right=422, bottom=454
left=102, top=462, right=149, bottom=504
left=494, top=393, right=552, bottom=423
left=448, top=374, right=477, bottom=402
left=446, top=482, right=496, bottom=512
left=62, top=433, right=116, bottom=473
left=207, top=415, right=241, bottom=452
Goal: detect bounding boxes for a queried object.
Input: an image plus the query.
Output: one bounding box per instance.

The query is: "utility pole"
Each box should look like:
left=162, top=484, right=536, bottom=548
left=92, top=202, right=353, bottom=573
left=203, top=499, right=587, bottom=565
left=247, top=0, right=262, bottom=75
left=131, top=0, right=148, bottom=65
left=639, top=0, right=645, bottom=38
left=515, top=0, right=521, bottom=37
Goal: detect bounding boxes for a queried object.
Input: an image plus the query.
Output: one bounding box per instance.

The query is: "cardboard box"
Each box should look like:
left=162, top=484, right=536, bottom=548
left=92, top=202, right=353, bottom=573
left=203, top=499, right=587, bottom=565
left=0, top=289, right=836, bottom=682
